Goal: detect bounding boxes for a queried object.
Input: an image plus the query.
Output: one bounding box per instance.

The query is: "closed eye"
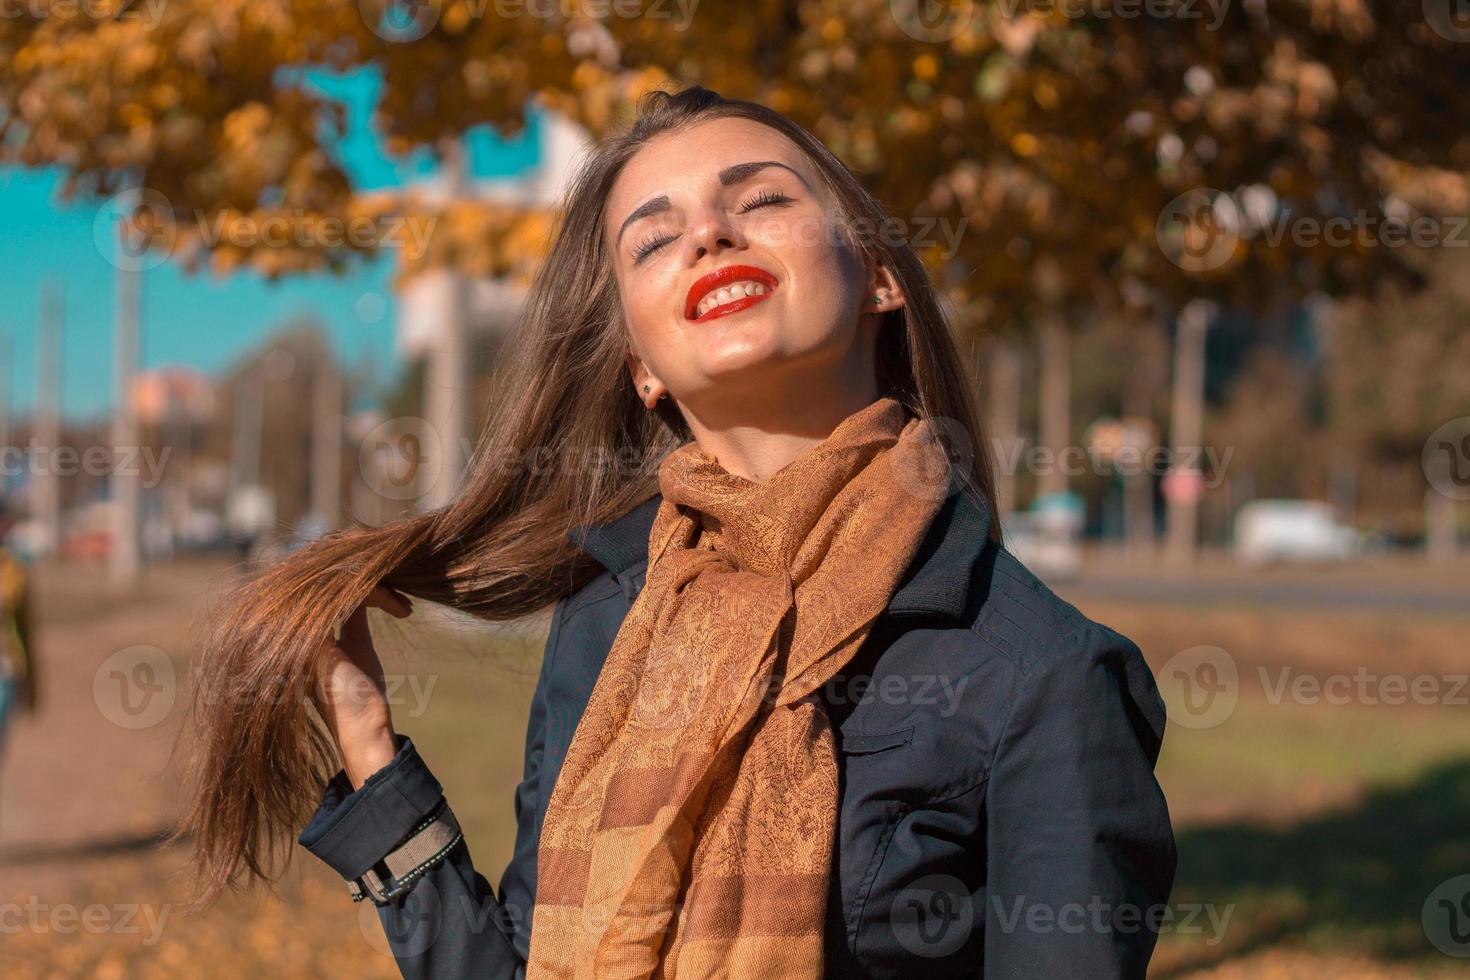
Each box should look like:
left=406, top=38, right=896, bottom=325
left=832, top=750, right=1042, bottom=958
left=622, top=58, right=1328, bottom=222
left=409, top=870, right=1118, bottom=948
left=737, top=190, right=793, bottom=212
left=632, top=232, right=677, bottom=264
left=629, top=191, right=793, bottom=263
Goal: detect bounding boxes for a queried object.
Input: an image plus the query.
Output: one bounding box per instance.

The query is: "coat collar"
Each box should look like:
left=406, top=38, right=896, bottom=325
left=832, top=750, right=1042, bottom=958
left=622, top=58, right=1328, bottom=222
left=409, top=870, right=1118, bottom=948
left=568, top=484, right=994, bottom=622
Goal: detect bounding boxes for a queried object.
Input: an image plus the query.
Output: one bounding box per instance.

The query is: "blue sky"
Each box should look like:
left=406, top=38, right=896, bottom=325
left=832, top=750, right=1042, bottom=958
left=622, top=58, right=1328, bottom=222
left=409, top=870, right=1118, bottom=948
left=0, top=67, right=542, bottom=420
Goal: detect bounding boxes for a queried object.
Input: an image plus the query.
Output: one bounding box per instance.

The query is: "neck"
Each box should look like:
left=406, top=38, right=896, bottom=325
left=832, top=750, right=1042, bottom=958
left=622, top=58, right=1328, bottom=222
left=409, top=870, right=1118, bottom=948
left=676, top=367, right=882, bottom=484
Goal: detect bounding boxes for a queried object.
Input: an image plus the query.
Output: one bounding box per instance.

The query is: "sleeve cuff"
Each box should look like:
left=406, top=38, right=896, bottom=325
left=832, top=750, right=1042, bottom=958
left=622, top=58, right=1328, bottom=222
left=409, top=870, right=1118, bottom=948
left=297, top=735, right=446, bottom=881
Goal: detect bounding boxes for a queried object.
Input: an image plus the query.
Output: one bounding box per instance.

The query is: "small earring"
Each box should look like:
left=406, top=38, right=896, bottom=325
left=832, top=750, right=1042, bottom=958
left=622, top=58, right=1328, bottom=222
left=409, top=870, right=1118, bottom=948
left=642, top=384, right=650, bottom=393
left=873, top=293, right=884, bottom=304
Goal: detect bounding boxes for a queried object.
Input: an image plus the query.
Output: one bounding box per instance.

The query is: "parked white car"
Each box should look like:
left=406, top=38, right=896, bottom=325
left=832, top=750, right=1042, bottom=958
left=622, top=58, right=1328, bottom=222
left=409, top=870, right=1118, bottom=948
left=1234, top=499, right=1361, bottom=565
left=1006, top=492, right=1085, bottom=582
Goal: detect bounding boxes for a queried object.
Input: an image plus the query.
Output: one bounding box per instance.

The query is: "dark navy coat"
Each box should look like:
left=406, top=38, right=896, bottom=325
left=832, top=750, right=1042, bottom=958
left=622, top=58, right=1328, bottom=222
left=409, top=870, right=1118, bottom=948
left=300, top=486, right=1177, bottom=978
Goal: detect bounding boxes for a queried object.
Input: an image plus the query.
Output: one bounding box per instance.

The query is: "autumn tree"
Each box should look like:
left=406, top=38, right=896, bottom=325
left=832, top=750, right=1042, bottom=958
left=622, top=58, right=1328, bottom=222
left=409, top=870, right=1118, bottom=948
left=4, top=0, right=1467, bottom=546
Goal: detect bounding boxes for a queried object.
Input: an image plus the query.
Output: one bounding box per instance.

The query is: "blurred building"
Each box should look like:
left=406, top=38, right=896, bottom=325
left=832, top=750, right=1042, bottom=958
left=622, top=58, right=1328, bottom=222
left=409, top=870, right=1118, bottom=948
left=385, top=109, right=590, bottom=513
left=131, top=366, right=216, bottom=427
left=395, top=111, right=590, bottom=358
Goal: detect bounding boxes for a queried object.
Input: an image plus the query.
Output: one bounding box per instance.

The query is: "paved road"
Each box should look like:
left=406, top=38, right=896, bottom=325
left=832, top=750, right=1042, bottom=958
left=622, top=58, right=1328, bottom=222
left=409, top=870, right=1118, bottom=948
left=1056, top=573, right=1470, bottom=614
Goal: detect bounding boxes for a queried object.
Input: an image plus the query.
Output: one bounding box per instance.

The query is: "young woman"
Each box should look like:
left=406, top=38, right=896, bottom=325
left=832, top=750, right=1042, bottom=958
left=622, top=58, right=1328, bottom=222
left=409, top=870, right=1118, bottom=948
left=181, top=86, right=1176, bottom=978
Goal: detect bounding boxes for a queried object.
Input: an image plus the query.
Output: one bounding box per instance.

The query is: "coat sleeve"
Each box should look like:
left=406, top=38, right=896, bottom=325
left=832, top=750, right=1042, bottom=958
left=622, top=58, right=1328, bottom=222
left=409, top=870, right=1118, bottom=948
left=982, top=624, right=1178, bottom=979
left=298, top=596, right=566, bottom=979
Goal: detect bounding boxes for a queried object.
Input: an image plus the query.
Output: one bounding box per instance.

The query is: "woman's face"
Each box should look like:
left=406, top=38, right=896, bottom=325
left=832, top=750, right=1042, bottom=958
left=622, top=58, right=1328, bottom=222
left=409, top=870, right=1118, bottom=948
left=604, top=117, right=899, bottom=416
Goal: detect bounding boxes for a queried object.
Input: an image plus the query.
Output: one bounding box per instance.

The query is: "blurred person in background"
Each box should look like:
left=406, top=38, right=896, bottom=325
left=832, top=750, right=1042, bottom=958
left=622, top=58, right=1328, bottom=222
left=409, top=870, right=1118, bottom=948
left=0, top=498, right=38, bottom=820
left=179, top=87, right=1175, bottom=978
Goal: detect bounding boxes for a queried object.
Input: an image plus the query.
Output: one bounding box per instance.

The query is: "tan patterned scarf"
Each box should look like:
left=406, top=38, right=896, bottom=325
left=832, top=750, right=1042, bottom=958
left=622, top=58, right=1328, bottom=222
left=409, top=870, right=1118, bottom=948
left=528, top=396, right=950, bottom=978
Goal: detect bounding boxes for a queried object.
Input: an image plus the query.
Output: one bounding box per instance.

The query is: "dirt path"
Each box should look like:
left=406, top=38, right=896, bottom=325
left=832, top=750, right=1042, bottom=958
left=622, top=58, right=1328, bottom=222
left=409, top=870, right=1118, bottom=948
left=0, top=559, right=220, bottom=887
left=0, top=558, right=397, bottom=978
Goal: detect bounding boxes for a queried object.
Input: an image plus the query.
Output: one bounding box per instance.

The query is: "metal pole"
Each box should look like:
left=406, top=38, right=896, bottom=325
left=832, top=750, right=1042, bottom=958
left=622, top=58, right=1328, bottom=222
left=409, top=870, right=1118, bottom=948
left=36, top=281, right=63, bottom=557
left=422, top=135, right=469, bottom=512
left=1037, top=313, right=1071, bottom=499
left=111, top=226, right=142, bottom=584
left=987, top=336, right=1022, bottom=522
left=1165, top=299, right=1213, bottom=568
left=311, top=345, right=342, bottom=529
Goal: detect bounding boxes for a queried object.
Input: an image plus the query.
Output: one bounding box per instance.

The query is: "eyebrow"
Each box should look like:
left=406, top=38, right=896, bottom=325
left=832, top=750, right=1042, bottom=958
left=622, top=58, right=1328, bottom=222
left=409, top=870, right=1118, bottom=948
left=614, top=160, right=809, bottom=250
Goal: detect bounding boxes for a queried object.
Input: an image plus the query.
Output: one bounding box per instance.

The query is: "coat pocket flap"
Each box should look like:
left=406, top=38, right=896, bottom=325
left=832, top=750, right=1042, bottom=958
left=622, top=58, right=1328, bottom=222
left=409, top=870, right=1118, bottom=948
left=838, top=725, right=914, bottom=755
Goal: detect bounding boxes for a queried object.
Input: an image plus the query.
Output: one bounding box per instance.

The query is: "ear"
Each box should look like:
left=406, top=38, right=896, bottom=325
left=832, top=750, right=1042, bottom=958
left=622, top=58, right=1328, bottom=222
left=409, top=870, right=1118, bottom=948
left=625, top=350, right=663, bottom=408
left=862, top=262, right=906, bottom=315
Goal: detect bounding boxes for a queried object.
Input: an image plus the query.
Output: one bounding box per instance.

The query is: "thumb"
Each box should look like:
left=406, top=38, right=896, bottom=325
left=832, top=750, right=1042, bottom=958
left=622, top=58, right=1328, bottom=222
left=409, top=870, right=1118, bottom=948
left=340, top=603, right=372, bottom=652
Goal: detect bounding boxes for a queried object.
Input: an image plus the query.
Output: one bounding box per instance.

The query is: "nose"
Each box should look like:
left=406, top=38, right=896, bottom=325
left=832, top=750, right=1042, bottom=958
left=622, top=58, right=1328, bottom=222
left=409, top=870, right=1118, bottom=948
left=685, top=203, right=744, bottom=261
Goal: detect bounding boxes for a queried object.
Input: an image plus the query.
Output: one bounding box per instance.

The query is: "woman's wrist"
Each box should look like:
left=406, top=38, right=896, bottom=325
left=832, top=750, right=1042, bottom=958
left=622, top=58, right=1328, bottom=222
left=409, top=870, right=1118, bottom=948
left=342, top=725, right=399, bottom=790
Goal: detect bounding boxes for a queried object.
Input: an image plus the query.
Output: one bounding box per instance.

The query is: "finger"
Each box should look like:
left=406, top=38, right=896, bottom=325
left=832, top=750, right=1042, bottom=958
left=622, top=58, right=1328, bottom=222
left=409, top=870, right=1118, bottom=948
left=340, top=603, right=372, bottom=652
left=310, top=640, right=349, bottom=708
left=313, top=628, right=351, bottom=678
left=365, top=585, right=413, bottom=620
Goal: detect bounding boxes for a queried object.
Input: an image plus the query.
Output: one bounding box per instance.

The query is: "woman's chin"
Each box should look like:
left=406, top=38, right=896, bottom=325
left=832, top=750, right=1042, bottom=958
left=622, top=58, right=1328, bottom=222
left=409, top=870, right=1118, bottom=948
left=688, top=331, right=782, bottom=379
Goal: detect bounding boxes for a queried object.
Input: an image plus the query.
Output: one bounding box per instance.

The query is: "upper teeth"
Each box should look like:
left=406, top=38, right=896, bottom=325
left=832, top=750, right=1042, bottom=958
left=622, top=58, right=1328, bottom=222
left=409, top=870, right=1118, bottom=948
left=696, top=280, right=770, bottom=317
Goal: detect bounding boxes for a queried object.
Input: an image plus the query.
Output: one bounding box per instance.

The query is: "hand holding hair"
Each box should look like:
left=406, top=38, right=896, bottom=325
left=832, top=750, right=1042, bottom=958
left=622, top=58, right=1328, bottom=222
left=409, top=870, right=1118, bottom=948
left=310, top=585, right=413, bottom=790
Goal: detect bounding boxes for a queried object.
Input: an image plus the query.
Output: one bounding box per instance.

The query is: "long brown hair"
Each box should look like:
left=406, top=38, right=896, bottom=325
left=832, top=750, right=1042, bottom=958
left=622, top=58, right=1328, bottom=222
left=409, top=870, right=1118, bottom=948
left=178, top=84, right=1001, bottom=905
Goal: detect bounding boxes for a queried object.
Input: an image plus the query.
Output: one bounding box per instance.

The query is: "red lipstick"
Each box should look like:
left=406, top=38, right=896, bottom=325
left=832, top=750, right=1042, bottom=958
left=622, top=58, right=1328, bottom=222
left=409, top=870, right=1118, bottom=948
left=684, top=264, right=779, bottom=322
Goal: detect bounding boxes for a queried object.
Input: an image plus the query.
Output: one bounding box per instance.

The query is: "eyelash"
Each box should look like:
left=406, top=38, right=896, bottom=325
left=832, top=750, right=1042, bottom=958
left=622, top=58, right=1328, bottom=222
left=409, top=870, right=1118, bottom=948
left=736, top=189, right=792, bottom=213
left=630, top=190, right=795, bottom=263
left=632, top=232, right=677, bottom=263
